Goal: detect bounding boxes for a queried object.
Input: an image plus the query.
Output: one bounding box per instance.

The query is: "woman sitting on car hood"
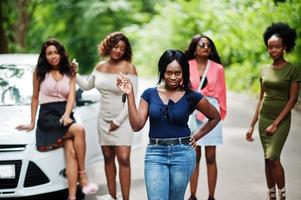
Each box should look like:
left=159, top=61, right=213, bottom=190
left=16, top=38, right=97, bottom=200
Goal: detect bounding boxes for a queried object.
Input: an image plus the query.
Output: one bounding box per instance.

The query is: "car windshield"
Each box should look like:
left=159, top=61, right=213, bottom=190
left=0, top=65, right=33, bottom=106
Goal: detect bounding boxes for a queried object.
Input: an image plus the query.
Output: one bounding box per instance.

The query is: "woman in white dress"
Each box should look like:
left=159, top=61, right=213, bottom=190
left=75, top=32, right=138, bottom=200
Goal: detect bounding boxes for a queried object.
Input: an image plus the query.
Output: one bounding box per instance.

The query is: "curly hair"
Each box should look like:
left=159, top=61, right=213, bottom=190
left=184, top=34, right=222, bottom=64
left=263, top=22, right=297, bottom=53
left=157, top=49, right=192, bottom=92
left=98, top=32, right=132, bottom=62
left=36, top=38, right=73, bottom=82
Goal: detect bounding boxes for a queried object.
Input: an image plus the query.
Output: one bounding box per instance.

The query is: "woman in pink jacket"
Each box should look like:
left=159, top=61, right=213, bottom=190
left=185, top=34, right=227, bottom=200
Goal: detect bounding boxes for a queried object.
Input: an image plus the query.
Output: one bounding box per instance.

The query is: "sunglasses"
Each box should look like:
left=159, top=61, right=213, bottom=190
left=198, top=42, right=212, bottom=49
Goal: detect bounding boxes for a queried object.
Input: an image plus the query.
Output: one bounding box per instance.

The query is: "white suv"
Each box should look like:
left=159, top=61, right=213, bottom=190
left=0, top=54, right=103, bottom=198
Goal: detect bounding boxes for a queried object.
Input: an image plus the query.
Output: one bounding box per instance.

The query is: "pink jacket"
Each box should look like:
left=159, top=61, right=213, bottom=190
left=189, top=59, right=227, bottom=120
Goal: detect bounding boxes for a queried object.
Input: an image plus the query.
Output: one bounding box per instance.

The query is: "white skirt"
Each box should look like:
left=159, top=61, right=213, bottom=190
left=97, top=116, right=133, bottom=146
left=196, top=96, right=223, bottom=146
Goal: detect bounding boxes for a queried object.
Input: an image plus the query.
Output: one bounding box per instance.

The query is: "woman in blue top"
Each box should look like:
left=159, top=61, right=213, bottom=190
left=116, top=49, right=220, bottom=200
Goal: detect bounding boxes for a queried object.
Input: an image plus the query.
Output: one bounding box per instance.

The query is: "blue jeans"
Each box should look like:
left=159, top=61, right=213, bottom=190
left=144, top=144, right=196, bottom=200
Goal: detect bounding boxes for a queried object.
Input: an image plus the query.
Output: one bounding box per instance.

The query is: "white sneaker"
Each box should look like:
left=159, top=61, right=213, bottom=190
left=116, top=194, right=123, bottom=200
left=278, top=187, right=286, bottom=200
left=99, top=194, right=116, bottom=200
left=99, top=193, right=123, bottom=200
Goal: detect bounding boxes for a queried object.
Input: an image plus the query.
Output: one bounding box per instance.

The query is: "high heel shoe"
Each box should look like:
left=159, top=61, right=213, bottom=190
left=67, top=197, right=76, bottom=200
left=266, top=187, right=276, bottom=200
left=278, top=187, right=286, bottom=200
left=78, top=170, right=98, bottom=195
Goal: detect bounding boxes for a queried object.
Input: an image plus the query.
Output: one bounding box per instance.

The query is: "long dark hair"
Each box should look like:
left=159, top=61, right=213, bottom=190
left=35, top=38, right=73, bottom=82
left=185, top=34, right=222, bottom=64
left=157, top=49, right=191, bottom=92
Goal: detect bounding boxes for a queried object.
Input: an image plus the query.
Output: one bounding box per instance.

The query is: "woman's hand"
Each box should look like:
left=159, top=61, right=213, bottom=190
left=189, top=136, right=197, bottom=148
left=116, top=73, right=133, bottom=94
left=15, top=123, right=35, bottom=132
left=109, top=121, right=120, bottom=132
left=59, top=115, right=73, bottom=126
left=71, top=58, right=79, bottom=74
left=246, top=127, right=255, bottom=142
left=265, top=123, right=277, bottom=136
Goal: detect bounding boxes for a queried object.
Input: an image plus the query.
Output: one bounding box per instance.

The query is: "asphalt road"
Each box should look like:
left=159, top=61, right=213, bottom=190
left=12, top=78, right=301, bottom=200
left=83, top=80, right=301, bottom=200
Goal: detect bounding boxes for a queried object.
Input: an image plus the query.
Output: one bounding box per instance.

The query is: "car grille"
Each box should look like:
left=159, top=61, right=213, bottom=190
left=0, top=145, right=26, bottom=152
left=23, top=161, right=49, bottom=187
left=0, top=160, right=22, bottom=189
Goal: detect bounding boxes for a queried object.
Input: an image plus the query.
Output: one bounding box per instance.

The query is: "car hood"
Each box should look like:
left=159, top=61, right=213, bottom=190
left=0, top=106, right=35, bottom=144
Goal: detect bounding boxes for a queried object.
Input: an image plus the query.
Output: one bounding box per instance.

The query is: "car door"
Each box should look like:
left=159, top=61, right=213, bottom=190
left=74, top=88, right=103, bottom=163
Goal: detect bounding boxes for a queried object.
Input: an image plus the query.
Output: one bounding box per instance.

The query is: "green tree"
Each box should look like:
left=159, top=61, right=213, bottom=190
left=2, top=0, right=300, bottom=93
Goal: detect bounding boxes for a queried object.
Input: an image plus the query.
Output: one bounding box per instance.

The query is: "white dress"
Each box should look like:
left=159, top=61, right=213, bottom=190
left=77, top=69, right=138, bottom=146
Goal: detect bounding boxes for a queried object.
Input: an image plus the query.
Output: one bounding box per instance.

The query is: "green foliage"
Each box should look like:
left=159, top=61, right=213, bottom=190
left=225, top=61, right=260, bottom=94
left=4, top=0, right=157, bottom=74
left=129, top=0, right=301, bottom=92
left=2, top=0, right=301, bottom=93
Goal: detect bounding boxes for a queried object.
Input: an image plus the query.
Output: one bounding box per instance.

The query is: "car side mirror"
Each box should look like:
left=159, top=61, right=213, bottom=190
left=75, top=88, right=99, bottom=107
left=75, top=89, right=84, bottom=106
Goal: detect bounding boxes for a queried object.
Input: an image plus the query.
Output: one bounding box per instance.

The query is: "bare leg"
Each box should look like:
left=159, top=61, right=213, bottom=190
left=205, top=146, right=217, bottom=199
left=269, top=159, right=285, bottom=189
left=273, top=160, right=286, bottom=200
left=115, top=146, right=131, bottom=200
left=265, top=159, right=276, bottom=188
left=188, top=145, right=201, bottom=199
left=63, top=123, right=89, bottom=186
left=265, top=159, right=277, bottom=199
left=64, top=139, right=78, bottom=199
left=102, top=146, right=117, bottom=199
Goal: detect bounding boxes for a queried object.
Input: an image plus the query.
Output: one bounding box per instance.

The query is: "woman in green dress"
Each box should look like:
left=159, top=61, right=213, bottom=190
left=246, top=22, right=300, bottom=200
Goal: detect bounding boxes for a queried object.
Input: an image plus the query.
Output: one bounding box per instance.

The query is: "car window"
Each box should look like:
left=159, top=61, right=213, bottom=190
left=0, top=65, right=33, bottom=106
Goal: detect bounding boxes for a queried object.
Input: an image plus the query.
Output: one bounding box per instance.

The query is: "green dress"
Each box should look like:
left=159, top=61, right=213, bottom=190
left=259, top=63, right=301, bottom=160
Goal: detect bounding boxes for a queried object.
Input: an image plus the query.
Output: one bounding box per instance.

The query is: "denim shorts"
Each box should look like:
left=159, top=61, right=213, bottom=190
left=196, top=96, right=223, bottom=146
left=144, top=143, right=196, bottom=200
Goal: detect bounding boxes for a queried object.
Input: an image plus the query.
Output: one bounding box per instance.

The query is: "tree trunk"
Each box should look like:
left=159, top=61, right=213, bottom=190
left=0, top=1, right=9, bottom=53
left=16, top=0, right=30, bottom=52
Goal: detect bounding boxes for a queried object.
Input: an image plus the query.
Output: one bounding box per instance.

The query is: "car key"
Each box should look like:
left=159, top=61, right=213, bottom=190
left=122, top=93, right=126, bottom=108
